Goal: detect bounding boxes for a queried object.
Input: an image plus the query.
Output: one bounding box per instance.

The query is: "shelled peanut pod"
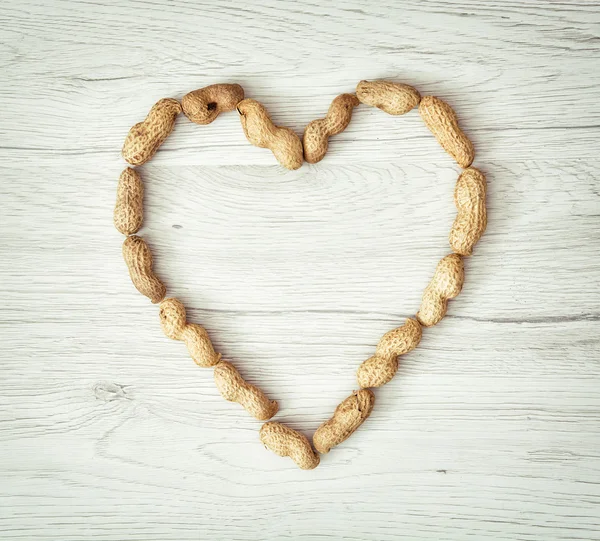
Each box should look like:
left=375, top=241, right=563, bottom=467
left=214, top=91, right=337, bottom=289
left=158, top=297, right=220, bottom=367
left=213, top=360, right=278, bottom=420
left=449, top=167, right=487, bottom=256
left=259, top=422, right=320, bottom=470
left=122, top=235, right=166, bottom=303
left=419, top=96, right=474, bottom=168
left=356, top=318, right=422, bottom=388
left=356, top=80, right=421, bottom=115
left=182, top=83, right=245, bottom=125
left=313, top=389, right=375, bottom=454
left=237, top=98, right=304, bottom=170
left=114, top=167, right=144, bottom=235
left=122, top=98, right=182, bottom=166
left=416, top=253, right=464, bottom=327
left=303, top=93, right=359, bottom=163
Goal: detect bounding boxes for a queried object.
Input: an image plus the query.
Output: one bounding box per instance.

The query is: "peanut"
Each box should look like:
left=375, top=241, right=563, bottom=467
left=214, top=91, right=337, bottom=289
left=213, top=360, right=278, bottom=420
left=122, top=98, right=182, bottom=166
left=449, top=167, right=487, bottom=256
left=419, top=96, right=474, bottom=168
left=159, top=298, right=220, bottom=367
left=259, top=422, right=320, bottom=470
left=114, top=168, right=143, bottom=235
left=313, top=389, right=375, bottom=454
left=356, top=80, right=420, bottom=115
left=303, top=93, right=359, bottom=163
left=122, top=235, right=166, bottom=303
left=182, top=84, right=244, bottom=125
left=237, top=98, right=303, bottom=170
left=416, top=253, right=464, bottom=327
left=356, top=318, right=422, bottom=388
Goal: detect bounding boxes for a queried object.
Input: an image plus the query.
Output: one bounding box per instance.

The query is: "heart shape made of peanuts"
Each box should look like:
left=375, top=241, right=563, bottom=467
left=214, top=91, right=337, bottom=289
left=115, top=80, right=487, bottom=470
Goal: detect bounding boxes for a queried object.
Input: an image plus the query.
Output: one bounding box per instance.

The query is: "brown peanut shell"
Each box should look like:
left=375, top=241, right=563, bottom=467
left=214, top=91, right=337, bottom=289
left=114, top=168, right=143, bottom=235
left=182, top=84, right=244, bottom=125
left=214, top=360, right=278, bottom=420
left=122, top=98, right=181, bottom=166
left=259, top=422, right=320, bottom=470
left=122, top=235, right=166, bottom=303
left=303, top=93, right=359, bottom=163
left=419, top=96, right=474, bottom=168
left=159, top=298, right=220, bottom=367
left=313, top=389, right=375, bottom=454
left=416, top=253, right=464, bottom=327
left=356, top=80, right=420, bottom=115
left=356, top=318, right=422, bottom=388
left=237, top=98, right=303, bottom=170
left=449, top=167, right=487, bottom=256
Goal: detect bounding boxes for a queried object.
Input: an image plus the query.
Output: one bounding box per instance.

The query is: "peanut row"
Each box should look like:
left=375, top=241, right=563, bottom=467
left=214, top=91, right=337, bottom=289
left=117, top=223, right=278, bottom=420
left=158, top=297, right=279, bottom=421
left=118, top=80, right=477, bottom=169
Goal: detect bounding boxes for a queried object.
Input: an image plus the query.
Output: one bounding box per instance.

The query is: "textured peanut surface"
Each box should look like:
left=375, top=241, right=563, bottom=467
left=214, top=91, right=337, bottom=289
left=356, top=80, right=420, bottom=115
left=237, top=98, right=303, bottom=170
left=114, top=167, right=143, bottom=236
left=122, top=98, right=181, bottom=166
left=259, top=422, right=320, bottom=470
left=419, top=96, right=474, bottom=168
left=122, top=235, right=166, bottom=303
left=303, top=93, right=359, bottom=163
left=356, top=318, right=422, bottom=388
left=159, top=298, right=220, bottom=367
left=417, top=253, right=465, bottom=327
left=213, top=360, right=278, bottom=420
left=182, top=84, right=244, bottom=125
left=313, top=389, right=375, bottom=454
left=450, top=167, right=487, bottom=256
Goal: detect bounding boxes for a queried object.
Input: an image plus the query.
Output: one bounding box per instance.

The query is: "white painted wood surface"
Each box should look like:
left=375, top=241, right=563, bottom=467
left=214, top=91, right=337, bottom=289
left=1, top=1, right=599, bottom=539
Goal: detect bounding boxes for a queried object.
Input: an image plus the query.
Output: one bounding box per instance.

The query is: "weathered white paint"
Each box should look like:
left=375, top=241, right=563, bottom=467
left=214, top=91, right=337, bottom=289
left=1, top=0, right=599, bottom=539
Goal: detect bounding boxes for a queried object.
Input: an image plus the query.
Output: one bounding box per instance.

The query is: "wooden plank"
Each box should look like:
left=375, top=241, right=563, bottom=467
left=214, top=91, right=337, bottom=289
left=0, top=1, right=599, bottom=165
left=1, top=159, right=599, bottom=540
left=1, top=0, right=600, bottom=539
left=2, top=161, right=598, bottom=317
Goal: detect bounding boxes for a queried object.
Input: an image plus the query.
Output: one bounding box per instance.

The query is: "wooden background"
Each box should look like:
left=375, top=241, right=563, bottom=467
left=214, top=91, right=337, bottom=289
left=1, top=1, right=599, bottom=539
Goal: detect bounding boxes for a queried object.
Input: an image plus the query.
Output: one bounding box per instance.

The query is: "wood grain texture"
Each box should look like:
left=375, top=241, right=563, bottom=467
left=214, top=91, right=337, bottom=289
left=1, top=0, right=600, bottom=540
